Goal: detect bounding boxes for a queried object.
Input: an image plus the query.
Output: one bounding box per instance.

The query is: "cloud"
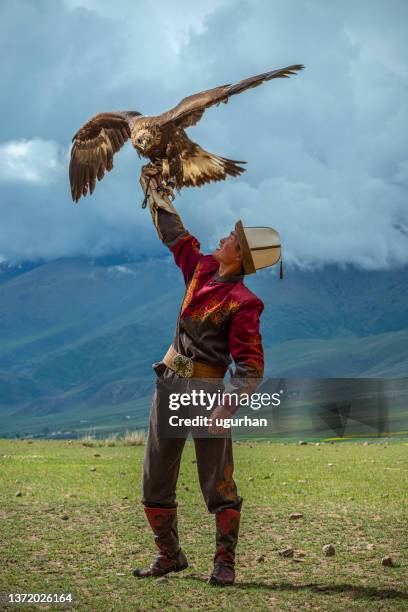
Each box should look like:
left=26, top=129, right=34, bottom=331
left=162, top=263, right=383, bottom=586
left=0, top=139, right=66, bottom=184
left=192, top=174, right=408, bottom=270
left=0, top=0, right=407, bottom=269
left=108, top=265, right=135, bottom=276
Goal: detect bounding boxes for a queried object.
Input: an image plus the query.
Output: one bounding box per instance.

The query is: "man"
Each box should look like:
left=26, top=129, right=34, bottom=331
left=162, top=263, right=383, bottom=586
left=133, top=169, right=281, bottom=586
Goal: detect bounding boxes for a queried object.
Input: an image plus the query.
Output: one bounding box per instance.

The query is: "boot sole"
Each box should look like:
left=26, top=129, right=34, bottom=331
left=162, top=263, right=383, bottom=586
left=208, top=575, right=235, bottom=587
left=133, top=562, right=188, bottom=578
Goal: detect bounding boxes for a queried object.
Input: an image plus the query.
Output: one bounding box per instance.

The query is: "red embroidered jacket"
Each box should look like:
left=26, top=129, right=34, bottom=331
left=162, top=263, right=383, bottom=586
left=156, top=209, right=264, bottom=414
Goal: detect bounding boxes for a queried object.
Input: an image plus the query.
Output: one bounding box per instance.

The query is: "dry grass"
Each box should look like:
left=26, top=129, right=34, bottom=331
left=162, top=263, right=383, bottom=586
left=80, top=430, right=146, bottom=448
left=80, top=434, right=97, bottom=447
left=122, top=429, right=146, bottom=446
left=104, top=434, right=118, bottom=447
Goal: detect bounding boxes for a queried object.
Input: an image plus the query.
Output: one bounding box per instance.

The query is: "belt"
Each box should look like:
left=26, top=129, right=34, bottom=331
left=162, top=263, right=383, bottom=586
left=162, top=346, right=227, bottom=379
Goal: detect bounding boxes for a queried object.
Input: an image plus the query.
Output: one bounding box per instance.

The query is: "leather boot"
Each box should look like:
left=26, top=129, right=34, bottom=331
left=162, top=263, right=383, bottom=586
left=133, top=507, right=188, bottom=578
left=209, top=508, right=240, bottom=586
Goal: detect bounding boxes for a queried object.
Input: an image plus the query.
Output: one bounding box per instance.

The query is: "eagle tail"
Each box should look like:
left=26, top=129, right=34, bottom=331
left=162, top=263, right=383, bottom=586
left=181, top=146, right=246, bottom=188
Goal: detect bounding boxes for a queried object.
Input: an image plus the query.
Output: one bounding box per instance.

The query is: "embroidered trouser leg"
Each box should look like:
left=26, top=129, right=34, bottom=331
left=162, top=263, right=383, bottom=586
left=194, top=437, right=242, bottom=587
left=142, top=388, right=187, bottom=508
left=142, top=370, right=242, bottom=513
left=193, top=436, right=243, bottom=514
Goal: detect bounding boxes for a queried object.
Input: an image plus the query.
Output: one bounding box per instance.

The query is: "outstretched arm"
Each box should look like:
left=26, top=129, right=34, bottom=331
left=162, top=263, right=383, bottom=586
left=140, top=169, right=203, bottom=284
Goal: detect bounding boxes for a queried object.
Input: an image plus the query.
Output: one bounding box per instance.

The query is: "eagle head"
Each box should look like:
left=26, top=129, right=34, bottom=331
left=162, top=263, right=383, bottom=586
left=132, top=126, right=161, bottom=155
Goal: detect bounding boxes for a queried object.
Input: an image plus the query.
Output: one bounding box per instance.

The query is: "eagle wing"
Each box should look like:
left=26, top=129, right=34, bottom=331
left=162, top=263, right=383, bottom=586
left=69, top=111, right=141, bottom=203
left=178, top=131, right=246, bottom=187
left=158, top=64, right=304, bottom=129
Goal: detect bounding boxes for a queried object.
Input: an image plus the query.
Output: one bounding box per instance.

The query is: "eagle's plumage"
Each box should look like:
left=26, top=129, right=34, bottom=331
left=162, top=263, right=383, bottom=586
left=69, top=64, right=304, bottom=203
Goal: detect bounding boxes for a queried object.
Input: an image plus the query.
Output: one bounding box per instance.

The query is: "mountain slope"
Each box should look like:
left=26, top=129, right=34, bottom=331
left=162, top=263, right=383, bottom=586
left=0, top=257, right=406, bottom=436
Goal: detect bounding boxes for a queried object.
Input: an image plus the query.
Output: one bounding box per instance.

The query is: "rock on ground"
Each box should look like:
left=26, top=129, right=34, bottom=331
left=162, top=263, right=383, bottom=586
left=279, top=547, right=294, bottom=558
left=382, top=556, right=395, bottom=567
left=289, top=512, right=303, bottom=520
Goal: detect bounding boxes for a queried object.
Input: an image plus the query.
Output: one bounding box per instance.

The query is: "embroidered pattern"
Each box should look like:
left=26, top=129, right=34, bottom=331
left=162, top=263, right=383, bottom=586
left=248, top=333, right=262, bottom=345
left=178, top=234, right=192, bottom=243
left=215, top=465, right=237, bottom=502
left=181, top=261, right=202, bottom=311
left=189, top=299, right=240, bottom=325
left=243, top=358, right=264, bottom=377
left=248, top=333, right=263, bottom=356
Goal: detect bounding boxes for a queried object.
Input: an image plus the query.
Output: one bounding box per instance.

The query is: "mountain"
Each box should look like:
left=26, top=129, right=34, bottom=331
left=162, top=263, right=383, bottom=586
left=0, top=257, right=406, bottom=437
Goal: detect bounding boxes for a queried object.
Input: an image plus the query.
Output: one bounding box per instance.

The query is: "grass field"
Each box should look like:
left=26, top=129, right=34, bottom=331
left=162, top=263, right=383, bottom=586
left=1, top=439, right=407, bottom=611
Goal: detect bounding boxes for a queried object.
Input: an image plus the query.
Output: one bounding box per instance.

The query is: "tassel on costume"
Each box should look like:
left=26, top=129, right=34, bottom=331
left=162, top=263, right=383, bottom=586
left=279, top=259, right=284, bottom=280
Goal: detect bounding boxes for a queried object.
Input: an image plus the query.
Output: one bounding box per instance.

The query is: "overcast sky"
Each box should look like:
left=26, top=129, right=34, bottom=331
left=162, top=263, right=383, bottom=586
left=0, top=0, right=407, bottom=269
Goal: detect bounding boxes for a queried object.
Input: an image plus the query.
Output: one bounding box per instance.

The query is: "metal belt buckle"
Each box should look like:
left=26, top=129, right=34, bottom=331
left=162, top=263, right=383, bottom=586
left=172, top=354, right=194, bottom=378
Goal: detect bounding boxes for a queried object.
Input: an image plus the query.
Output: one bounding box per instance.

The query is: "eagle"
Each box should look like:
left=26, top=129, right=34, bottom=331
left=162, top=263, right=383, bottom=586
left=69, top=64, right=304, bottom=203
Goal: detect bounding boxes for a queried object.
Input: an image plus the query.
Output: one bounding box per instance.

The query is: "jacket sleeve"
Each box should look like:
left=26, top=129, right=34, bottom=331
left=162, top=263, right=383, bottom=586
left=140, top=170, right=203, bottom=284
left=155, top=209, right=204, bottom=285
left=223, top=297, right=264, bottom=415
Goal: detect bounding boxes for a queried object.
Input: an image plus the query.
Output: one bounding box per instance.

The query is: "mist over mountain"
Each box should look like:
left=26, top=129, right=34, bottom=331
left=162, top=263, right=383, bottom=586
left=1, top=1, right=408, bottom=270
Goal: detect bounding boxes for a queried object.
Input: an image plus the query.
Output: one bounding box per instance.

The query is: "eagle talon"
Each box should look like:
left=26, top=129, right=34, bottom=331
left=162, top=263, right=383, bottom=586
left=156, top=184, right=175, bottom=201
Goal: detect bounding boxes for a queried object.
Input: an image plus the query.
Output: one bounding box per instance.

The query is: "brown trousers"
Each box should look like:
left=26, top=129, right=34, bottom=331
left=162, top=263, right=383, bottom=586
left=142, top=371, right=243, bottom=514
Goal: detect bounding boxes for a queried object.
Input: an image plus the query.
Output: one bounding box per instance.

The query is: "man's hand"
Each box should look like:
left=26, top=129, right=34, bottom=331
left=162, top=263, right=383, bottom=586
left=208, top=405, right=232, bottom=435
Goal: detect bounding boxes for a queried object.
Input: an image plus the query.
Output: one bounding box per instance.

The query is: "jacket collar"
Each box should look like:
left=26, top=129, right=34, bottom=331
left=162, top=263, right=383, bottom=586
left=213, top=271, right=244, bottom=284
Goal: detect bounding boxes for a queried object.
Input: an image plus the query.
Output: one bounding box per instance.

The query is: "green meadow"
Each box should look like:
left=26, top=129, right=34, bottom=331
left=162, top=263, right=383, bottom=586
left=0, top=439, right=407, bottom=611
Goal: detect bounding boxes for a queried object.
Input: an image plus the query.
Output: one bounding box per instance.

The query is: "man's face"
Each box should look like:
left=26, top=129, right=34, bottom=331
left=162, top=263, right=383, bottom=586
left=213, top=230, right=242, bottom=268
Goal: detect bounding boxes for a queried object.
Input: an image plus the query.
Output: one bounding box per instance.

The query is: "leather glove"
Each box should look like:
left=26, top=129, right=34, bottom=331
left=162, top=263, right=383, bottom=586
left=140, top=165, right=177, bottom=214
left=140, top=165, right=179, bottom=240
